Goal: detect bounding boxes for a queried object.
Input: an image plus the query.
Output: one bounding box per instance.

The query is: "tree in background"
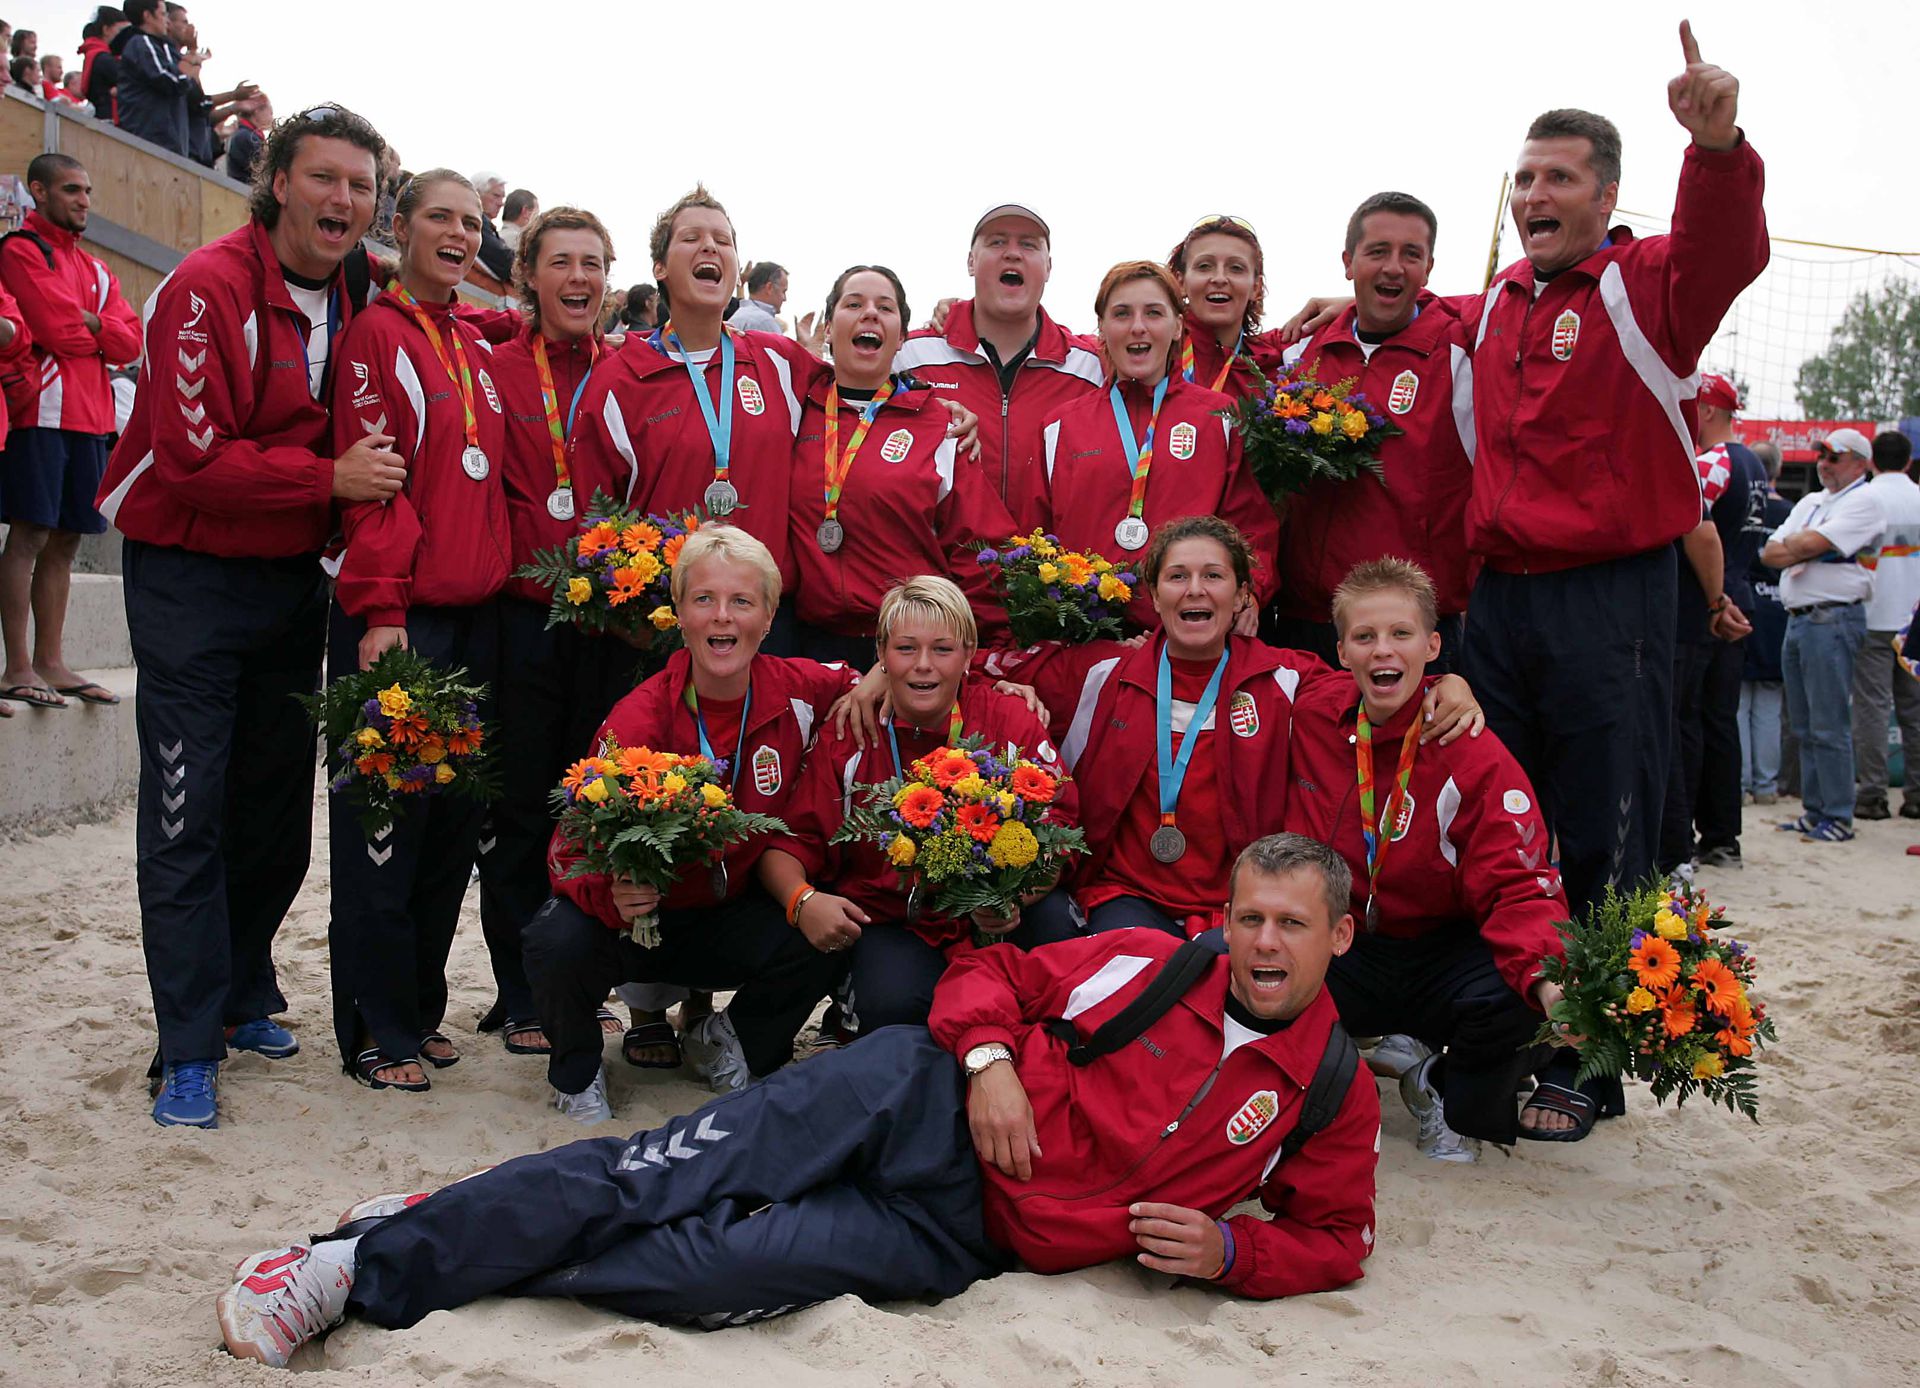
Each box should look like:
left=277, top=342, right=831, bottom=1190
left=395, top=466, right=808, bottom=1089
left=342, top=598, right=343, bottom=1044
left=1795, top=278, right=1920, bottom=419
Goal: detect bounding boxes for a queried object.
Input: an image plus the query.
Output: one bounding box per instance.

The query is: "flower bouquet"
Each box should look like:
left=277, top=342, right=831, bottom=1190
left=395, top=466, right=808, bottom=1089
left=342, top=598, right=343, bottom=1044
left=974, top=531, right=1136, bottom=644
left=1220, top=358, right=1399, bottom=503
left=306, top=647, right=495, bottom=837
left=1535, top=881, right=1774, bottom=1119
left=516, top=489, right=697, bottom=647
left=550, top=739, right=788, bottom=947
left=832, top=735, right=1086, bottom=945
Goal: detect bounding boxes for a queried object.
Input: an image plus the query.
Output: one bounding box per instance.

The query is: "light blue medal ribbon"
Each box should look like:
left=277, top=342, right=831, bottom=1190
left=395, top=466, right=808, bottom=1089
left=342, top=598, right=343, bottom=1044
left=666, top=327, right=737, bottom=510
left=1152, top=643, right=1230, bottom=859
left=684, top=683, right=751, bottom=791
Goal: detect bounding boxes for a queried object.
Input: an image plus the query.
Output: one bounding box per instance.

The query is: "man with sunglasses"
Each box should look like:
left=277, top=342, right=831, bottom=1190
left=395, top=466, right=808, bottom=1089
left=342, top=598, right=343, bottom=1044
left=97, top=103, right=403, bottom=1128
left=1761, top=428, right=1886, bottom=843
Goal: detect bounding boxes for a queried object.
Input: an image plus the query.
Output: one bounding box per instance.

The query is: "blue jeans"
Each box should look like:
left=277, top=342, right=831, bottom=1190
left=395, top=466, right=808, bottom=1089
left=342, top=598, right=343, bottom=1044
left=1738, top=681, right=1783, bottom=796
left=1782, top=604, right=1868, bottom=822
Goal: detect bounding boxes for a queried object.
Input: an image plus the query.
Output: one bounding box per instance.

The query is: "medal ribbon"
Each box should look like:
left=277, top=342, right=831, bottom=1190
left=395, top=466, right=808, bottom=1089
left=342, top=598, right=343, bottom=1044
left=885, top=701, right=965, bottom=780
left=1354, top=695, right=1422, bottom=912
left=1154, top=643, right=1230, bottom=832
left=289, top=283, right=342, bottom=400
left=822, top=379, right=896, bottom=522
left=1180, top=328, right=1243, bottom=394
left=389, top=280, right=480, bottom=449
left=684, top=682, right=752, bottom=792
left=1109, top=376, right=1170, bottom=522
left=532, top=333, right=598, bottom=494
left=663, top=320, right=736, bottom=489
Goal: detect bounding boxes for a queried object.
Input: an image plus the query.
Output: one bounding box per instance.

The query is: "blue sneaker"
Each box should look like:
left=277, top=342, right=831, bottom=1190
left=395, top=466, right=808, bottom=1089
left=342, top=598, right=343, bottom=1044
left=152, top=1060, right=219, bottom=1128
left=1800, top=816, right=1856, bottom=843
left=227, top=1018, right=300, bottom=1059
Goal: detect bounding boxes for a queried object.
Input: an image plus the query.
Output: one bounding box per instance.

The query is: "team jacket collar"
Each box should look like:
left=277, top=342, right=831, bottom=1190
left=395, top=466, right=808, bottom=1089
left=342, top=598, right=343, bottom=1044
left=945, top=299, right=1076, bottom=366
left=1114, top=632, right=1291, bottom=696
left=1334, top=676, right=1427, bottom=742
left=658, top=647, right=797, bottom=741
left=617, top=323, right=747, bottom=382
left=245, top=217, right=354, bottom=322
left=1317, top=290, right=1453, bottom=359
left=511, top=318, right=599, bottom=360
left=1174, top=964, right=1343, bottom=1091
left=803, top=370, right=935, bottom=416
left=23, top=210, right=78, bottom=249
left=1497, top=224, right=1641, bottom=294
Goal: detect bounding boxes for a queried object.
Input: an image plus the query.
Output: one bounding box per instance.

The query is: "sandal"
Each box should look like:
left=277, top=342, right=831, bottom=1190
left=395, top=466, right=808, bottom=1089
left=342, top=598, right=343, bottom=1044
left=352, top=1048, right=431, bottom=1092
left=0, top=683, right=65, bottom=709
left=420, top=1031, right=461, bottom=1069
left=597, top=1005, right=624, bottom=1035
left=621, top=1020, right=682, bottom=1070
left=501, top=1018, right=549, bottom=1055
left=1516, top=1081, right=1597, bottom=1142
left=54, top=681, right=120, bottom=706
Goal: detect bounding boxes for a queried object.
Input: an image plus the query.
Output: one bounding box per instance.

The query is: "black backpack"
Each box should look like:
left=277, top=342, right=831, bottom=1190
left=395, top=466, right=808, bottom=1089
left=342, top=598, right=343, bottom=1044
left=1043, top=932, right=1360, bottom=1165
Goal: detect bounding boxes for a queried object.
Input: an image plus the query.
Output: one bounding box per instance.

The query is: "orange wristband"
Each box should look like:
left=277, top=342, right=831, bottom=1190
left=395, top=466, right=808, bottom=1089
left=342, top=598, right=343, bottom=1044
left=785, top=881, right=815, bottom=925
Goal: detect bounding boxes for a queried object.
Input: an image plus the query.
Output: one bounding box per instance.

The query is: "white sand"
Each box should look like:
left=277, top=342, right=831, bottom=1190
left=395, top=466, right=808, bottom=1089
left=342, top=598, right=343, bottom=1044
left=1, top=803, right=1915, bottom=1387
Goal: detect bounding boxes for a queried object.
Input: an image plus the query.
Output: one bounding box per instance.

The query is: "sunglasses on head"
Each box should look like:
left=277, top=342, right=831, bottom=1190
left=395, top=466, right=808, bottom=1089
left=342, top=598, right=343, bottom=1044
left=1190, top=213, right=1257, bottom=237
left=294, top=105, right=338, bottom=124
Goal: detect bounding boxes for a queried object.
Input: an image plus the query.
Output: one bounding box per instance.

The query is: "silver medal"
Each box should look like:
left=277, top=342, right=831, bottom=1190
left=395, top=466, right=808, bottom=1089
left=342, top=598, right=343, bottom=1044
left=1149, top=824, right=1187, bottom=863
left=461, top=445, right=490, bottom=481
left=704, top=480, right=739, bottom=516
left=546, top=486, right=575, bottom=522
left=1114, top=515, right=1150, bottom=551
left=710, top=859, right=729, bottom=901
left=817, top=518, right=845, bottom=553
left=905, top=879, right=923, bottom=926
left=1363, top=896, right=1380, bottom=934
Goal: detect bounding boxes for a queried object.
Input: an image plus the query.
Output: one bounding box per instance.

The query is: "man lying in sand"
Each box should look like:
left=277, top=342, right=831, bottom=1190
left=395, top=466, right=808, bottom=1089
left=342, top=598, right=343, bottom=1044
left=217, top=834, right=1380, bottom=1364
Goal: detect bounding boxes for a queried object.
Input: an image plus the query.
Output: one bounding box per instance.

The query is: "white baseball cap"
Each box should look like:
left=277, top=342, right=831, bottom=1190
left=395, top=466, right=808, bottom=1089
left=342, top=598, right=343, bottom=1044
left=971, top=203, right=1049, bottom=241
left=1817, top=427, right=1872, bottom=461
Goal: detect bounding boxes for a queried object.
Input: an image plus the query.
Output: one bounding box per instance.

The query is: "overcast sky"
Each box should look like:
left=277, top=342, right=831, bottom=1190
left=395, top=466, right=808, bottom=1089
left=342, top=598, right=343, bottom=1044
left=88, top=0, right=1920, bottom=412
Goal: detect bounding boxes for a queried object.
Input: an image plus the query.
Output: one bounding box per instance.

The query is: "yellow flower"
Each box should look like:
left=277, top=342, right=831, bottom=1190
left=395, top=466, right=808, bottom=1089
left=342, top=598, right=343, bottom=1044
left=632, top=550, right=662, bottom=584
left=1310, top=411, right=1336, bottom=436
left=1626, top=987, right=1656, bottom=1014
left=700, top=783, right=728, bottom=808
left=950, top=773, right=989, bottom=801
left=384, top=771, right=403, bottom=790
left=1097, top=572, right=1132, bottom=603
left=1340, top=410, right=1367, bottom=439
left=1692, top=1053, right=1725, bottom=1080
left=887, top=834, right=917, bottom=867
left=987, top=820, right=1039, bottom=869
left=1031, top=539, right=1058, bottom=559
left=356, top=726, right=386, bottom=748
left=1037, top=562, right=1060, bottom=584
left=993, top=790, right=1018, bottom=816
left=434, top=763, right=455, bottom=784
left=1092, top=557, right=1113, bottom=574
left=663, top=773, right=688, bottom=796
left=650, top=605, right=678, bottom=631
left=583, top=776, right=615, bottom=803
left=566, top=576, right=594, bottom=606
left=377, top=685, right=411, bottom=717
left=1653, top=909, right=1689, bottom=941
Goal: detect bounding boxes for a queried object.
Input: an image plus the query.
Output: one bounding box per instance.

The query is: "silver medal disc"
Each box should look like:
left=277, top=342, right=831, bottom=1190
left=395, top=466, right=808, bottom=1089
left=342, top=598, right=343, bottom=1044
left=1149, top=824, right=1187, bottom=863
left=1114, top=515, right=1150, bottom=551
left=704, top=480, right=739, bottom=516
left=905, top=880, right=923, bottom=926
left=710, top=859, right=730, bottom=901
left=817, top=518, right=845, bottom=553
left=546, top=487, right=575, bottom=522
left=461, top=445, right=490, bottom=481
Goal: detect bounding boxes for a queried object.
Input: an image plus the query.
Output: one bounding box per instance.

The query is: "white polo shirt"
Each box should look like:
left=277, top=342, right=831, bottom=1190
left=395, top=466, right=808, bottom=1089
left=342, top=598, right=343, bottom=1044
left=1863, top=470, right=1920, bottom=630
left=1771, top=475, right=1887, bottom=611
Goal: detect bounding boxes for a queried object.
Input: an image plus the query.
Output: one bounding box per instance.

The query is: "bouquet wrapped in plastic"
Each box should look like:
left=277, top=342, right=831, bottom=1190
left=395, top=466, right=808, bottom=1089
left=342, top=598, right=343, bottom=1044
left=973, top=531, right=1136, bottom=645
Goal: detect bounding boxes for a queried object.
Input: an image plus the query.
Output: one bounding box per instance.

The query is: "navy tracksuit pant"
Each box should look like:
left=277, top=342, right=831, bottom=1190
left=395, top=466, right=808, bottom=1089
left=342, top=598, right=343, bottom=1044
left=124, top=540, right=327, bottom=1067
left=327, top=601, right=498, bottom=1067
left=474, top=596, right=635, bottom=1030
left=342, top=1027, right=1006, bottom=1329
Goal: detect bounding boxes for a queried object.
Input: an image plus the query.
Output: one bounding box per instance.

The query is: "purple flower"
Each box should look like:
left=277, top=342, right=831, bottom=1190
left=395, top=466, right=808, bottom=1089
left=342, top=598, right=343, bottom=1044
left=976, top=548, right=1000, bottom=567
left=362, top=697, right=381, bottom=719
left=1284, top=419, right=1310, bottom=435
left=403, top=764, right=434, bottom=784
left=1727, top=940, right=1747, bottom=957
left=1117, top=571, right=1137, bottom=585
left=1630, top=929, right=1648, bottom=948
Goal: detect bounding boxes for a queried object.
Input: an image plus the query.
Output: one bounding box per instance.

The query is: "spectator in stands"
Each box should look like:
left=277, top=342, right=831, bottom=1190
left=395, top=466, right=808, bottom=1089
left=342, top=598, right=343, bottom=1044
left=9, top=53, right=37, bottom=95
left=0, top=153, right=141, bottom=713
left=61, top=71, right=91, bottom=114
left=9, top=27, right=33, bottom=58
left=80, top=8, right=127, bottom=119
left=0, top=23, right=11, bottom=56
left=472, top=170, right=513, bottom=280
left=621, top=281, right=658, bottom=330
left=1854, top=430, right=1920, bottom=820
left=728, top=261, right=787, bottom=334
left=166, top=6, right=254, bottom=168
left=499, top=187, right=537, bottom=252
left=113, top=0, right=189, bottom=156
left=223, top=89, right=269, bottom=184
left=39, top=51, right=65, bottom=100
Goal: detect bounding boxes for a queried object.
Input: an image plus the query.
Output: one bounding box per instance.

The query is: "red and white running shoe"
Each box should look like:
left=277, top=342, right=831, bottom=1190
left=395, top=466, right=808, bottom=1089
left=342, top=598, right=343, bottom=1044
left=216, top=1245, right=353, bottom=1368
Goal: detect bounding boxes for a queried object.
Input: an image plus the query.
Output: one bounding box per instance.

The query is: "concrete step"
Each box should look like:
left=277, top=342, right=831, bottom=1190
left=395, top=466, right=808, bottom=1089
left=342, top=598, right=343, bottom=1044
left=39, top=572, right=132, bottom=671
left=0, top=665, right=139, bottom=836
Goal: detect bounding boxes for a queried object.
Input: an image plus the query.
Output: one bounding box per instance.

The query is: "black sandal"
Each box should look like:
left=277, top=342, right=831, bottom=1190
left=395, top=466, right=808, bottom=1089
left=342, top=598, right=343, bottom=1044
left=352, top=1048, right=431, bottom=1092
left=1517, top=1082, right=1598, bottom=1142
left=420, top=1031, right=461, bottom=1069
left=621, top=1020, right=682, bottom=1069
left=501, top=1018, right=549, bottom=1055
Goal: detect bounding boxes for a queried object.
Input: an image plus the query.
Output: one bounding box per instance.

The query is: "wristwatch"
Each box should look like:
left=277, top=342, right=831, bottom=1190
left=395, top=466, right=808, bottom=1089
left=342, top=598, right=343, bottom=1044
left=963, top=1042, right=1014, bottom=1077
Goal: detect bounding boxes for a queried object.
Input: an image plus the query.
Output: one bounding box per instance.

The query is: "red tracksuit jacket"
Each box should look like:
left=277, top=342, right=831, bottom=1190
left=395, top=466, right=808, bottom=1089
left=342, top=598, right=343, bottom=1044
left=329, top=289, right=511, bottom=625
left=929, top=927, right=1379, bottom=1298
left=770, top=678, right=1075, bottom=949
left=99, top=220, right=358, bottom=557
left=570, top=326, right=817, bottom=589
left=548, top=649, right=859, bottom=920
left=1459, top=139, right=1768, bottom=572
left=1022, top=374, right=1281, bottom=627
left=1283, top=673, right=1567, bottom=999
left=491, top=324, right=630, bottom=606
left=788, top=374, right=1013, bottom=640
left=894, top=300, right=1104, bottom=527
left=1, top=210, right=140, bottom=434
left=1178, top=323, right=1288, bottom=401
left=982, top=635, right=1331, bottom=910
left=1276, top=294, right=1477, bottom=619
left=0, top=284, right=31, bottom=451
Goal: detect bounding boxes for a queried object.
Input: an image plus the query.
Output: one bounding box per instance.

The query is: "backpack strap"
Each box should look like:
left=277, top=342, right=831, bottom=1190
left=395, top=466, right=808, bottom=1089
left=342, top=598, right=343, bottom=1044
left=1274, top=1021, right=1359, bottom=1164
left=343, top=243, right=372, bottom=317
left=1, top=229, right=56, bottom=271
left=1042, top=931, right=1226, bottom=1067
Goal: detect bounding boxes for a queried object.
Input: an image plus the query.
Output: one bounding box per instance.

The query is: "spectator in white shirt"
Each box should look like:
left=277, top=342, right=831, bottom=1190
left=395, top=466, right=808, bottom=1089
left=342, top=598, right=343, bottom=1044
left=727, top=260, right=786, bottom=334
left=1852, top=431, right=1920, bottom=820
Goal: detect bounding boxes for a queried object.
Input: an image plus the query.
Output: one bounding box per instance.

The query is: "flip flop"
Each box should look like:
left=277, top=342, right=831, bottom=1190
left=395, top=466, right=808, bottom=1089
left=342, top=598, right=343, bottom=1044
left=0, top=683, right=65, bottom=709
left=1516, top=1081, right=1598, bottom=1142
left=351, top=1048, right=430, bottom=1092
left=55, top=681, right=119, bottom=706
left=501, top=1017, right=550, bottom=1055
left=596, top=1005, right=624, bottom=1035
left=420, top=1031, right=461, bottom=1069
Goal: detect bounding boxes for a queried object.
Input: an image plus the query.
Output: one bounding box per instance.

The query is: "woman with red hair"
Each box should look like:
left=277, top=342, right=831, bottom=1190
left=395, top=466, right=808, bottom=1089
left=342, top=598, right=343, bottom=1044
left=1166, top=215, right=1289, bottom=400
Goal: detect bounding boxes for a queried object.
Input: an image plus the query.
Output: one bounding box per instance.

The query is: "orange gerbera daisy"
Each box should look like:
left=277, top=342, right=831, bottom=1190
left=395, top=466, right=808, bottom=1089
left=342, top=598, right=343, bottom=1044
left=1310, top=391, right=1336, bottom=410
left=562, top=756, right=614, bottom=792
left=578, top=522, right=619, bottom=557
left=448, top=726, right=482, bottom=755
left=607, top=568, right=648, bottom=606
left=355, top=751, right=395, bottom=776
left=1692, top=957, right=1743, bottom=1013
left=620, top=521, right=663, bottom=554
left=662, top=532, right=689, bottom=567
left=924, top=750, right=977, bottom=789
left=955, top=803, right=1001, bottom=843
left=616, top=746, right=678, bottom=779
left=1657, top=986, right=1698, bottom=1040
left=1278, top=398, right=1310, bottom=420
left=898, top=784, right=945, bottom=829
left=1010, top=764, right=1057, bottom=804
left=385, top=712, right=429, bottom=747
left=1717, top=1027, right=1754, bottom=1058
left=1628, top=935, right=1682, bottom=991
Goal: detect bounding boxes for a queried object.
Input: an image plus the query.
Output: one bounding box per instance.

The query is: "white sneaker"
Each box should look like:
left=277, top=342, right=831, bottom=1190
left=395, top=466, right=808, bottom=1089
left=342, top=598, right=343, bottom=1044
left=334, top=1191, right=428, bottom=1231
left=683, top=1010, right=751, bottom=1094
left=553, top=1066, right=613, bottom=1124
left=216, top=1244, right=354, bottom=1368
left=1365, top=1033, right=1433, bottom=1080
left=1399, top=1054, right=1481, bottom=1164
